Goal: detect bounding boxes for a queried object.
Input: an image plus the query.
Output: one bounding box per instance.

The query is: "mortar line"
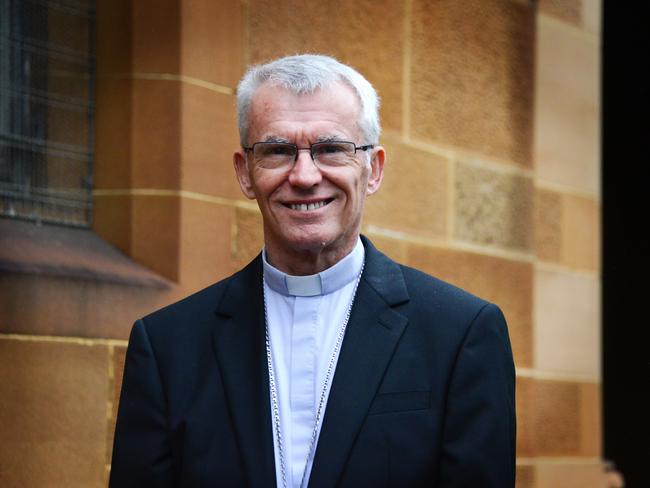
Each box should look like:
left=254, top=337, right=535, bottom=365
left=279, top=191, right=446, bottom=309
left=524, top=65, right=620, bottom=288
left=381, top=130, right=533, bottom=175
left=0, top=332, right=128, bottom=347
left=538, top=11, right=600, bottom=44
left=93, top=188, right=260, bottom=212
left=516, top=367, right=600, bottom=384
left=516, top=457, right=603, bottom=466
left=535, top=260, right=600, bottom=279
left=534, top=179, right=601, bottom=202
left=364, top=225, right=536, bottom=263
left=99, top=72, right=234, bottom=95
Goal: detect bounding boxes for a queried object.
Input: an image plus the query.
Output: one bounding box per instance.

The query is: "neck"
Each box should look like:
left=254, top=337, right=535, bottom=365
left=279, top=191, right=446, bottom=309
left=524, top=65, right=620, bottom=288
left=265, top=237, right=358, bottom=275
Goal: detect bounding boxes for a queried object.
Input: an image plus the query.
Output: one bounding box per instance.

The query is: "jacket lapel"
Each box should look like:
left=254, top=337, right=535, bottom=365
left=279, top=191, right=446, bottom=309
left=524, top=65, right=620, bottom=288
left=211, top=256, right=276, bottom=487
left=309, top=237, right=410, bottom=487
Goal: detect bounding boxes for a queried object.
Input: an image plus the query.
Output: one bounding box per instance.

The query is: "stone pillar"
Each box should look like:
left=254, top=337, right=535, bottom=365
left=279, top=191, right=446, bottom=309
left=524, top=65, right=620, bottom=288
left=94, top=0, right=247, bottom=294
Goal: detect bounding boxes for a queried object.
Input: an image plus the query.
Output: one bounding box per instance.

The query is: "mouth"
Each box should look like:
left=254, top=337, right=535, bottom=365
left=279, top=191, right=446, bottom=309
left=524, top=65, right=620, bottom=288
left=283, top=198, right=333, bottom=211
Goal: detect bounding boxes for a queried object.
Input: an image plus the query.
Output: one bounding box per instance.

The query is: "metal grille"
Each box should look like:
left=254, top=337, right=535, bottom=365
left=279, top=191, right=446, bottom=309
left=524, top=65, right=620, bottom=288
left=0, top=0, right=95, bottom=227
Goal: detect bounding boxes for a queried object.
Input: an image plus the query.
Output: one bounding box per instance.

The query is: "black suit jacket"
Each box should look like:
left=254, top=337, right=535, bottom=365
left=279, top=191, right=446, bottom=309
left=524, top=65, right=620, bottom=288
left=110, top=237, right=516, bottom=487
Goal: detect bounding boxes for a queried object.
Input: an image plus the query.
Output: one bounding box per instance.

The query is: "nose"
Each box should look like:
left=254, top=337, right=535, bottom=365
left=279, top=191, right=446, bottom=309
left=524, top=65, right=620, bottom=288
left=287, top=150, right=322, bottom=188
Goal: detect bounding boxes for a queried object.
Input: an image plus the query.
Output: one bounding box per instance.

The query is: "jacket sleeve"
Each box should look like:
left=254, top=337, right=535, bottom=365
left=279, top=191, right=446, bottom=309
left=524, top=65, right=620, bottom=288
left=109, top=319, right=175, bottom=487
left=437, top=303, right=517, bottom=487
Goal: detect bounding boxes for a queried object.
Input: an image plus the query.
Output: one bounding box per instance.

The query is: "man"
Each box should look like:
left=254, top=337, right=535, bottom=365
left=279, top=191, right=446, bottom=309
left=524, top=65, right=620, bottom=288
left=110, top=54, right=516, bottom=487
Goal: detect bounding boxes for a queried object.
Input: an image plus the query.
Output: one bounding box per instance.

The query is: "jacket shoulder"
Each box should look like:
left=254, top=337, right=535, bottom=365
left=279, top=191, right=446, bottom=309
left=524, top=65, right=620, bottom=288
left=142, top=277, right=227, bottom=327
left=137, top=256, right=257, bottom=344
left=399, top=263, right=490, bottom=309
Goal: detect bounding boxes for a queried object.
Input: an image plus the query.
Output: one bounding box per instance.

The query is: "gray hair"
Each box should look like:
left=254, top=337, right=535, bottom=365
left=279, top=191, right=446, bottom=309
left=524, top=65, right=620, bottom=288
left=236, top=54, right=381, bottom=146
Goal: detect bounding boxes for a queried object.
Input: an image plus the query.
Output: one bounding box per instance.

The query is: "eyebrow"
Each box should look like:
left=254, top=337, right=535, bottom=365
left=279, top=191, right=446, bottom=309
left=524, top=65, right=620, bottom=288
left=262, top=135, right=291, bottom=144
left=260, top=135, right=348, bottom=144
left=314, top=135, right=345, bottom=143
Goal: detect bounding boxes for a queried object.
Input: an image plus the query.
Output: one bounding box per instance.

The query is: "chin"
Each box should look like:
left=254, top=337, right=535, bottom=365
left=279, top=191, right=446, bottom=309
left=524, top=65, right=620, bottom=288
left=284, top=233, right=332, bottom=252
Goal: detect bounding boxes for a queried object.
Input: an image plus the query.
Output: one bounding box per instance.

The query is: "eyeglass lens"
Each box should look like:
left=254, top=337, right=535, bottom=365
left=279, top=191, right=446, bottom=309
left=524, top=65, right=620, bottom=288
left=252, top=142, right=358, bottom=169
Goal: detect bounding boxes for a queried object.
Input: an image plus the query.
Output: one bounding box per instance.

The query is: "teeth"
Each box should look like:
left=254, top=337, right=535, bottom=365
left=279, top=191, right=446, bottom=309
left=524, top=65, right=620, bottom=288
left=289, top=200, right=327, bottom=211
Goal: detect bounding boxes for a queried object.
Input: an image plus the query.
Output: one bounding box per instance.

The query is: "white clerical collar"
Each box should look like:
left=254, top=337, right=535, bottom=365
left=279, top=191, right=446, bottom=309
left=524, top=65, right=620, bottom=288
left=262, top=238, right=365, bottom=297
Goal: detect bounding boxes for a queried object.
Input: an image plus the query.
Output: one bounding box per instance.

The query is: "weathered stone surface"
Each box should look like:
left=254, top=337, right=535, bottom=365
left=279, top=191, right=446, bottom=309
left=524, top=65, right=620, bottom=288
left=454, top=161, right=534, bottom=251
left=535, top=15, right=600, bottom=196
left=534, top=267, right=600, bottom=378
left=0, top=339, right=110, bottom=487
left=365, top=140, right=448, bottom=239
left=247, top=0, right=405, bottom=133
left=411, top=0, right=535, bottom=166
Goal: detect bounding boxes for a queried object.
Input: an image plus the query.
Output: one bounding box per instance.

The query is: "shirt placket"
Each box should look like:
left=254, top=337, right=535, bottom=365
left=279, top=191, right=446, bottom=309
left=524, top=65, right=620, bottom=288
left=290, top=295, right=319, bottom=487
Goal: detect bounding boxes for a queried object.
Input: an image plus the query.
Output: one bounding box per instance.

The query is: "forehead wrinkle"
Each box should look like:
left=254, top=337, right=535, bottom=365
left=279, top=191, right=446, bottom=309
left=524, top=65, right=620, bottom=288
left=248, top=83, right=363, bottom=144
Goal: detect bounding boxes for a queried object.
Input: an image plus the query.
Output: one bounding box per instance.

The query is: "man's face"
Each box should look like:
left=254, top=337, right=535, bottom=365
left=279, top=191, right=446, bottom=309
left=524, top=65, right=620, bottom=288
left=233, top=81, right=384, bottom=268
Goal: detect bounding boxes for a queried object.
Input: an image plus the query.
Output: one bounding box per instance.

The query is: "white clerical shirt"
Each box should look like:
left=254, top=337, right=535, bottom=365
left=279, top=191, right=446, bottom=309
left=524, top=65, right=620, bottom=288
left=262, top=238, right=365, bottom=488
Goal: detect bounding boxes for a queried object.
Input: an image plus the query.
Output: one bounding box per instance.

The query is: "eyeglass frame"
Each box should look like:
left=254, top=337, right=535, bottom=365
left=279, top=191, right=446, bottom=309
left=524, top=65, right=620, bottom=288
left=241, top=140, right=375, bottom=169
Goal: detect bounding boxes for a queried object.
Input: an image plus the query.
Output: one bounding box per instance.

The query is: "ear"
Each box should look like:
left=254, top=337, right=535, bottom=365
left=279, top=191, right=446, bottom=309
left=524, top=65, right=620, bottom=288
left=233, top=150, right=256, bottom=199
left=366, top=146, right=385, bottom=196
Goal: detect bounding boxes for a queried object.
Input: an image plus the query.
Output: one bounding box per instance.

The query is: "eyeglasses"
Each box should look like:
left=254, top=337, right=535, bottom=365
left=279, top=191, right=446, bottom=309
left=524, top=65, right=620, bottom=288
left=242, top=141, right=374, bottom=170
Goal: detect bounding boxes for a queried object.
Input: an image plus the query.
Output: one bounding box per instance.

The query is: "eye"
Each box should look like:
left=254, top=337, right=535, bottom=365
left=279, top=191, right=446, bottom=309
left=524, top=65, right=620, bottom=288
left=258, top=143, right=295, bottom=157
left=313, top=142, right=350, bottom=156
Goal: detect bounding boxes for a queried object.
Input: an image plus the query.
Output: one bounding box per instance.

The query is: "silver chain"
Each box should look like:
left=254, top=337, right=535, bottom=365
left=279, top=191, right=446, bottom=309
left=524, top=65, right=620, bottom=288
left=263, top=261, right=364, bottom=488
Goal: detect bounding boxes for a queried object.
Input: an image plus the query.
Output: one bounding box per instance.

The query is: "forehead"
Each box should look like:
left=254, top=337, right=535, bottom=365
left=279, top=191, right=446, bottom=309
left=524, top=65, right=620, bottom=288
left=247, top=81, right=361, bottom=142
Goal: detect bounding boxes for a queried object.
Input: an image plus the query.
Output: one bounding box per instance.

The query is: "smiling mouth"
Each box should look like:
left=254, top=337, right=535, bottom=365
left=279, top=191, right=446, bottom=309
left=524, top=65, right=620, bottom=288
left=284, top=199, right=333, bottom=211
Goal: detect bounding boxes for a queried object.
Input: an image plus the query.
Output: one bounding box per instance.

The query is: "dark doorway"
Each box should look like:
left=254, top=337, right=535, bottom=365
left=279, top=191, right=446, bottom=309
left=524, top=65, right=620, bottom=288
left=602, top=2, right=649, bottom=486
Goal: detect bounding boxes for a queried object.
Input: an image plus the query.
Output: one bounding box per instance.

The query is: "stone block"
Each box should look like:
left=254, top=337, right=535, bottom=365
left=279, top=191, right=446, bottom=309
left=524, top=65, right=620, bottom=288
left=536, top=462, right=606, bottom=488
left=535, top=380, right=582, bottom=454
left=454, top=161, right=534, bottom=251
left=0, top=339, right=110, bottom=487
left=364, top=140, right=448, bottom=239
left=582, top=0, right=601, bottom=34
left=411, top=0, right=535, bottom=166
left=96, top=0, right=132, bottom=75
left=95, top=78, right=132, bottom=189
left=534, top=188, right=562, bottom=262
left=535, top=188, right=600, bottom=270
left=247, top=0, right=405, bottom=133
left=180, top=84, right=242, bottom=199
left=539, top=0, right=582, bottom=26
left=93, top=194, right=132, bottom=257
left=517, top=377, right=601, bottom=458
left=534, top=379, right=601, bottom=456
left=180, top=0, right=245, bottom=88
left=534, top=267, right=600, bottom=378
left=178, top=198, right=236, bottom=293
left=233, top=207, right=264, bottom=271
left=560, top=193, right=600, bottom=271
left=247, top=0, right=331, bottom=63
left=132, top=0, right=181, bottom=73
left=534, top=15, right=600, bottom=196
left=406, top=243, right=533, bottom=367
left=0, top=272, right=177, bottom=340
left=131, top=194, right=181, bottom=281
left=516, top=465, right=536, bottom=488
left=132, top=79, right=182, bottom=189
left=579, top=382, right=601, bottom=456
